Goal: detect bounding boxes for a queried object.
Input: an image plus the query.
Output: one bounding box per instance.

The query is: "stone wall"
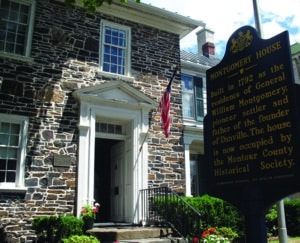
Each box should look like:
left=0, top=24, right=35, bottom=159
left=0, top=0, right=184, bottom=241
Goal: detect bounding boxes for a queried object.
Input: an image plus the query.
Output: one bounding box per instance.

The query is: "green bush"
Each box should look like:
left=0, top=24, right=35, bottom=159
left=62, top=235, right=99, bottom=242
left=152, top=195, right=202, bottom=237
left=184, top=195, right=244, bottom=239
left=152, top=195, right=243, bottom=240
left=284, top=199, right=300, bottom=236
left=32, top=215, right=84, bottom=243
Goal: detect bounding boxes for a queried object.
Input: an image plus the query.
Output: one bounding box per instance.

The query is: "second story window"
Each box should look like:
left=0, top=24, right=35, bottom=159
left=182, top=74, right=204, bottom=121
left=0, top=0, right=36, bottom=58
left=100, top=20, right=131, bottom=76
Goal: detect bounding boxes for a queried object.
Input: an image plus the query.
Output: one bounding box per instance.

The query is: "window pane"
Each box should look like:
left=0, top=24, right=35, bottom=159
left=0, top=148, right=7, bottom=158
left=182, top=75, right=193, bottom=91
left=100, top=123, right=106, bottom=132
left=7, top=159, right=17, bottom=170
left=115, top=125, right=122, bottom=134
left=111, top=55, right=117, bottom=64
left=111, top=29, right=119, bottom=37
left=10, top=124, right=20, bottom=134
left=0, top=159, right=6, bottom=170
left=111, top=47, right=117, bottom=55
left=7, top=148, right=17, bottom=159
left=104, top=45, right=110, bottom=54
left=182, top=93, right=194, bottom=118
left=105, top=35, right=111, bottom=44
left=196, top=99, right=204, bottom=118
left=0, top=172, right=5, bottom=182
left=103, top=63, right=110, bottom=72
left=9, top=135, right=19, bottom=146
left=104, top=54, right=110, bottom=63
left=0, top=123, right=10, bottom=132
left=0, top=134, right=9, bottom=146
left=111, top=64, right=117, bottom=73
left=6, top=171, right=16, bottom=182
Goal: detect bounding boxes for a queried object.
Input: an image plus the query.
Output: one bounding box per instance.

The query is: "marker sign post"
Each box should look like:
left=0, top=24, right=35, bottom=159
left=205, top=26, right=300, bottom=242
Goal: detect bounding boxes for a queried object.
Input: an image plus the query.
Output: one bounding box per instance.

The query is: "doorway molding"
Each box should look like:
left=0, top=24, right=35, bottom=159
left=73, top=81, right=156, bottom=223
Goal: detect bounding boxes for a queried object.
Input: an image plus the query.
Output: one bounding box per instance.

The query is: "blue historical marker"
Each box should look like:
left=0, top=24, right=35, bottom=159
left=205, top=26, right=300, bottom=242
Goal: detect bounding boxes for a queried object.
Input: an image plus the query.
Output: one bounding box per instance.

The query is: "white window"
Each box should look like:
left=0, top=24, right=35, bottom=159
left=0, top=0, right=36, bottom=58
left=100, top=20, right=131, bottom=76
left=0, top=114, right=28, bottom=190
left=182, top=74, right=204, bottom=121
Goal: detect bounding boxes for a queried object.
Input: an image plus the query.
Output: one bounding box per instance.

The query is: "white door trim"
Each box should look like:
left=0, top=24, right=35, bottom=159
left=73, top=81, right=156, bottom=223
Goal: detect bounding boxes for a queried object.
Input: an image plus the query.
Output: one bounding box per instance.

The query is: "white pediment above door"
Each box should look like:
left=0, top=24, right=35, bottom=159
left=73, top=81, right=157, bottom=109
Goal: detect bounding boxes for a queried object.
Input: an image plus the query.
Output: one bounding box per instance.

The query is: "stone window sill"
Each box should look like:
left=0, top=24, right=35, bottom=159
left=96, top=70, right=135, bottom=82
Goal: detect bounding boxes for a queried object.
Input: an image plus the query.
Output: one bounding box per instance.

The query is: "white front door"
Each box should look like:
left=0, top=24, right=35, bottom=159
left=110, top=141, right=125, bottom=221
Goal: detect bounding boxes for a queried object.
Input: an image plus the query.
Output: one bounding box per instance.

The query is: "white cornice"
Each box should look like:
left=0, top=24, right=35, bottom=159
left=181, top=59, right=211, bottom=73
left=60, top=0, right=205, bottom=38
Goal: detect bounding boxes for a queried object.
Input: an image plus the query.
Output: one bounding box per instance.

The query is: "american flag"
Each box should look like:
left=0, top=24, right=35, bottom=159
left=160, top=83, right=171, bottom=138
left=159, top=66, right=177, bottom=138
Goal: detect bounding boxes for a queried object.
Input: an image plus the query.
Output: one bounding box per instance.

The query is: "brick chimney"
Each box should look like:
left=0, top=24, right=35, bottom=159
left=196, top=28, right=215, bottom=58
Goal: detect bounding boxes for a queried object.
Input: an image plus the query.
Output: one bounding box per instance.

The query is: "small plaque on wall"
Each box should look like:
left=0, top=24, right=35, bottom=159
left=53, top=154, right=72, bottom=167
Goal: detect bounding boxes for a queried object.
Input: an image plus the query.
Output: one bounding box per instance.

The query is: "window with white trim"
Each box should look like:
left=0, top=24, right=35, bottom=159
left=100, top=20, right=131, bottom=76
left=0, top=0, right=36, bottom=57
left=0, top=114, right=28, bottom=189
left=182, top=74, right=204, bottom=121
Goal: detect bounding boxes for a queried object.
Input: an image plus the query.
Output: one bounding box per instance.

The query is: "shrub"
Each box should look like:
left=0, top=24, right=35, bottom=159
left=152, top=194, right=244, bottom=240
left=62, top=234, right=99, bottom=243
left=32, top=215, right=84, bottom=243
left=265, top=204, right=278, bottom=237
left=284, top=199, right=300, bottom=236
left=184, top=195, right=245, bottom=239
left=217, top=227, right=238, bottom=241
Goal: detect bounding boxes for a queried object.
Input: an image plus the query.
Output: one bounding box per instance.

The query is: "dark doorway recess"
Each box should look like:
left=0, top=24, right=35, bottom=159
left=94, top=138, right=120, bottom=222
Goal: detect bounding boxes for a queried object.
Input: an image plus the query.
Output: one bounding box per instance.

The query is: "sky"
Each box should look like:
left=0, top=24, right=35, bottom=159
left=142, top=0, right=300, bottom=59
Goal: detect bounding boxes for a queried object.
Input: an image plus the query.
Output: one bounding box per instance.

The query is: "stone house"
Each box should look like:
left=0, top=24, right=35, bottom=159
left=0, top=0, right=218, bottom=241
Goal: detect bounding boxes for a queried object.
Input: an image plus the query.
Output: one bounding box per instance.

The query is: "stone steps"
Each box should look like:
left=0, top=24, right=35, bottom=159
left=87, top=226, right=186, bottom=243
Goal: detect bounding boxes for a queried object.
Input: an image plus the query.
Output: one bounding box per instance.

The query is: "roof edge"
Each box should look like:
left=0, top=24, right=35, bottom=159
left=59, top=0, right=205, bottom=38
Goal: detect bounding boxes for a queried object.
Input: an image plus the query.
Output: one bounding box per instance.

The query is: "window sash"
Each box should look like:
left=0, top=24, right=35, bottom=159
left=194, top=77, right=204, bottom=120
left=0, top=0, right=35, bottom=57
left=182, top=75, right=204, bottom=121
left=100, top=20, right=131, bottom=76
left=0, top=114, right=28, bottom=188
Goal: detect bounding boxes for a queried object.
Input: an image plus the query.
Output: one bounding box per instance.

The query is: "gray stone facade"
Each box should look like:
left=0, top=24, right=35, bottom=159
left=0, top=0, right=186, bottom=241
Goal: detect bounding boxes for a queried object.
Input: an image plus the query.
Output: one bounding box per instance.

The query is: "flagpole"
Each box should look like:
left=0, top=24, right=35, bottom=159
left=138, top=65, right=178, bottom=152
left=252, top=0, right=263, bottom=38
left=252, top=1, right=287, bottom=242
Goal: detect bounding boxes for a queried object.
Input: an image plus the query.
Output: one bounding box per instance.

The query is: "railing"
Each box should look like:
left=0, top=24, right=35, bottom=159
left=140, top=187, right=201, bottom=239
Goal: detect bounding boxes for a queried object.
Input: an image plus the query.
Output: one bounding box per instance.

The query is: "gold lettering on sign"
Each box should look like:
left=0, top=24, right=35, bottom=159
left=209, top=37, right=296, bottom=183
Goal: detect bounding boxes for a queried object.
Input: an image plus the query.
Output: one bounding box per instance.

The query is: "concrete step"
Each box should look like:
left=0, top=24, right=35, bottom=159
left=99, top=238, right=186, bottom=243
left=117, top=237, right=186, bottom=243
left=87, top=226, right=182, bottom=242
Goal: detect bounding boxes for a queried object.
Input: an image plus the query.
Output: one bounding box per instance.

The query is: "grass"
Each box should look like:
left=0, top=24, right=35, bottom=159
left=268, top=236, right=300, bottom=242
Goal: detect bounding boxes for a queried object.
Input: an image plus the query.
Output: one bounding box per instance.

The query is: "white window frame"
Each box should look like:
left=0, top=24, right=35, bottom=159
left=0, top=0, right=36, bottom=60
left=182, top=74, right=205, bottom=121
left=0, top=114, right=28, bottom=192
left=99, top=20, right=131, bottom=77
